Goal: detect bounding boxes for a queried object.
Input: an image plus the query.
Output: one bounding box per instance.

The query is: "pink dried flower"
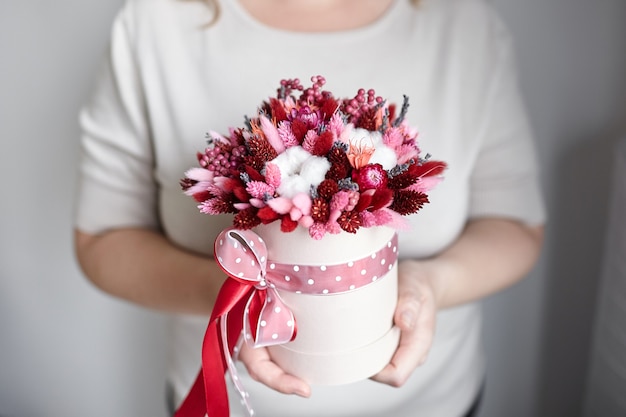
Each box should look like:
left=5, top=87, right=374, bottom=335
left=199, top=197, right=232, bottom=215
left=277, top=121, right=299, bottom=148
left=308, top=222, right=326, bottom=240
left=263, top=162, right=281, bottom=189
left=260, top=115, right=285, bottom=154
left=302, top=130, right=319, bottom=154
left=328, top=113, right=346, bottom=138
left=246, top=181, right=275, bottom=199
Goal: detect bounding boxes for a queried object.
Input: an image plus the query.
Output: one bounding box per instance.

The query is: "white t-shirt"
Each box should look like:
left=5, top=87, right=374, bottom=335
left=75, top=0, right=546, bottom=415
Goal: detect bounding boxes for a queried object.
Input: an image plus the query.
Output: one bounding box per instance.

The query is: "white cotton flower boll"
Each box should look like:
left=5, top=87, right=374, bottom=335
left=272, top=146, right=311, bottom=176
left=271, top=146, right=330, bottom=198
left=278, top=176, right=309, bottom=198
left=370, top=146, right=397, bottom=170
left=299, top=156, right=331, bottom=188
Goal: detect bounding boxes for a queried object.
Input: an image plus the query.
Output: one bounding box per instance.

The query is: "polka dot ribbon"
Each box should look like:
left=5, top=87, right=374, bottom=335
left=175, top=228, right=398, bottom=417
left=215, top=229, right=298, bottom=349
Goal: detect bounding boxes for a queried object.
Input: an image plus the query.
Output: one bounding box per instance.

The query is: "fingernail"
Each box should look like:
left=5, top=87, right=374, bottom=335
left=294, top=388, right=310, bottom=397
left=401, top=311, right=415, bottom=329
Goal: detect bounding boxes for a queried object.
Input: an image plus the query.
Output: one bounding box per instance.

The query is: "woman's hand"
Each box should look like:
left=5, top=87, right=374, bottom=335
left=237, top=343, right=311, bottom=397
left=373, top=218, right=544, bottom=387
left=371, top=259, right=439, bottom=387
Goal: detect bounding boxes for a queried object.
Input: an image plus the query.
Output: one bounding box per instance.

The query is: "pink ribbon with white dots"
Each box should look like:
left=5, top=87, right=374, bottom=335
left=215, top=229, right=298, bottom=349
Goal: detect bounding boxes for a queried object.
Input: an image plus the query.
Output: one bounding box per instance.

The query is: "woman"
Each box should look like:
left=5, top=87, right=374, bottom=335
left=74, top=0, right=545, bottom=416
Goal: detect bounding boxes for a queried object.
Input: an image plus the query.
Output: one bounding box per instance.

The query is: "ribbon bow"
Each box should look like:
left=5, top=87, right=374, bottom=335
left=175, top=229, right=296, bottom=417
left=216, top=229, right=297, bottom=348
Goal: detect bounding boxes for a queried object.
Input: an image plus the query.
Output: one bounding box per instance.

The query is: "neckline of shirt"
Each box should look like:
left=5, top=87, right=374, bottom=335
left=223, top=0, right=408, bottom=42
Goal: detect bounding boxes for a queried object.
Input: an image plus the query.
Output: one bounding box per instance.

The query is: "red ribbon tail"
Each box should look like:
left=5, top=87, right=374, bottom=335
left=173, top=370, right=208, bottom=417
left=174, top=279, right=253, bottom=417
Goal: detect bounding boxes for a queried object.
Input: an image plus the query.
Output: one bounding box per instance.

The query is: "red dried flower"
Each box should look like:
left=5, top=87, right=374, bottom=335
left=388, top=161, right=447, bottom=189
left=243, top=164, right=264, bottom=182
left=355, top=107, right=379, bottom=131
left=317, top=179, right=339, bottom=200
left=325, top=146, right=352, bottom=181
left=411, top=161, right=448, bottom=178
left=257, top=206, right=281, bottom=223
left=311, top=198, right=330, bottom=223
left=338, top=210, right=361, bottom=233
left=354, top=189, right=393, bottom=212
left=233, top=207, right=261, bottom=230
left=390, top=190, right=429, bottom=215
left=387, top=169, right=418, bottom=190
left=280, top=215, right=298, bottom=233
left=319, top=97, right=339, bottom=120
left=232, top=184, right=250, bottom=202
left=290, top=119, right=309, bottom=143
left=309, top=130, right=334, bottom=157
left=246, top=136, right=278, bottom=170
left=269, top=98, right=288, bottom=122
left=325, top=163, right=349, bottom=182
left=191, top=190, right=212, bottom=203
left=327, top=145, right=350, bottom=165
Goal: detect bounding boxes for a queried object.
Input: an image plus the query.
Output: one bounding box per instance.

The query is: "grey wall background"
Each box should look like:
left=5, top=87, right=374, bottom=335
left=1, top=0, right=625, bottom=416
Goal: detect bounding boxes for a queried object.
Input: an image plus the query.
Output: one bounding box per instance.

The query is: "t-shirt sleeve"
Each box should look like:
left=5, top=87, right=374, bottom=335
left=468, top=19, right=546, bottom=226
left=74, top=4, right=160, bottom=234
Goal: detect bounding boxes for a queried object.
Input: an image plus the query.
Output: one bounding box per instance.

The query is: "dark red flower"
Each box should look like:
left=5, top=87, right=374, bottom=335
left=370, top=189, right=393, bottom=210
left=338, top=210, right=361, bottom=233
left=387, top=161, right=447, bottom=189
left=280, top=215, right=298, bottom=233
left=325, top=146, right=352, bottom=181
left=243, top=164, right=264, bottom=182
left=257, top=206, right=281, bottom=223
left=354, top=189, right=393, bottom=212
left=390, top=190, right=429, bottom=215
left=269, top=98, right=288, bottom=122
left=317, top=179, right=339, bottom=200
left=233, top=208, right=261, bottom=230
left=309, top=130, right=334, bottom=157
left=246, top=136, right=278, bottom=170
left=319, top=97, right=339, bottom=121
left=325, top=163, right=349, bottom=182
left=190, top=190, right=212, bottom=203
left=311, top=198, right=330, bottom=223
left=355, top=107, right=379, bottom=131
left=411, top=161, right=448, bottom=178
left=290, top=119, right=309, bottom=143
left=232, top=184, right=250, bottom=202
left=327, top=145, right=350, bottom=165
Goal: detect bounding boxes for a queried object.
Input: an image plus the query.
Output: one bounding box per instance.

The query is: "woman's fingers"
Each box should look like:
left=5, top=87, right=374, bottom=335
left=372, top=273, right=437, bottom=387
left=238, top=343, right=311, bottom=397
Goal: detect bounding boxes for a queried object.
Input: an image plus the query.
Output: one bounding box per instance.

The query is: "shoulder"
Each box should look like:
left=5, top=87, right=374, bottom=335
left=417, top=0, right=510, bottom=44
left=421, top=0, right=504, bottom=26
left=418, top=0, right=514, bottom=69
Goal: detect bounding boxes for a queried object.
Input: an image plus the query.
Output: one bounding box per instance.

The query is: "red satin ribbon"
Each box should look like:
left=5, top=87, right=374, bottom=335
left=174, top=278, right=251, bottom=417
